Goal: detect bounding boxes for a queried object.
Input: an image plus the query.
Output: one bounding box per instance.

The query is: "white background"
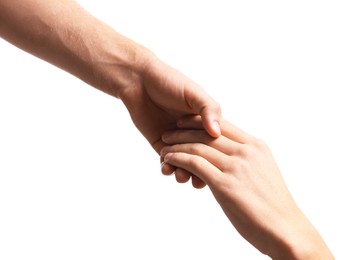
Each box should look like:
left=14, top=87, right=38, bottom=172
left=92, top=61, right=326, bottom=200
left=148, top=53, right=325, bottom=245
left=1, top=1, right=353, bottom=259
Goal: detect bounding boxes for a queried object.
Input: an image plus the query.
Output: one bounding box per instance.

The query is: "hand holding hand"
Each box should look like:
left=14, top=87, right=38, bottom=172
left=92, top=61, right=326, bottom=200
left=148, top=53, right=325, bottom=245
left=120, top=55, right=221, bottom=153
left=119, top=54, right=221, bottom=185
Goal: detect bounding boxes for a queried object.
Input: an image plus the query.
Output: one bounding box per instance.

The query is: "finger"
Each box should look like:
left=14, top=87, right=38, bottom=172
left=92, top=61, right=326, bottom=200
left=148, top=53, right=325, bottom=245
left=162, top=149, right=207, bottom=188
left=178, top=117, right=254, bottom=144
left=185, top=86, right=222, bottom=138
left=164, top=161, right=206, bottom=188
left=220, top=119, right=254, bottom=144
left=161, top=161, right=176, bottom=176
left=161, top=142, right=230, bottom=171
left=201, top=105, right=221, bottom=138
left=164, top=152, right=223, bottom=187
left=177, top=115, right=254, bottom=144
left=162, top=130, right=238, bottom=156
left=174, top=168, right=191, bottom=183
left=177, top=115, right=203, bottom=129
left=191, top=175, right=207, bottom=189
left=174, top=166, right=207, bottom=189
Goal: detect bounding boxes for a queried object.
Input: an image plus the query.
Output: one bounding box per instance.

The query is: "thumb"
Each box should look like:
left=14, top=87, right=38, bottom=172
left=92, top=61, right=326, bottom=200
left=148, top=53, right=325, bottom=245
left=186, top=86, right=222, bottom=138
left=200, top=105, right=222, bottom=138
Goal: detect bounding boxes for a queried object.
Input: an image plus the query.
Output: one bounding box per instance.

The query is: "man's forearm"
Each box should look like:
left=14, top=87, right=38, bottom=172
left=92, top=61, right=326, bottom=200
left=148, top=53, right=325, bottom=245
left=0, top=0, right=149, bottom=97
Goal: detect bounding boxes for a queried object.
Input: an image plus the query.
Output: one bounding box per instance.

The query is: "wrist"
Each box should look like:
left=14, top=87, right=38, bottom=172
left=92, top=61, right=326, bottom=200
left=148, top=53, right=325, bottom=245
left=268, top=213, right=334, bottom=260
left=285, top=230, right=334, bottom=260
left=89, top=31, right=154, bottom=99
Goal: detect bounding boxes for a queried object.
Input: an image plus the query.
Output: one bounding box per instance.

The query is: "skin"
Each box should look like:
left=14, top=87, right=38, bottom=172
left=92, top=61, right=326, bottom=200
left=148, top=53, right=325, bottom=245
left=0, top=0, right=221, bottom=166
left=160, top=116, right=334, bottom=259
left=1, top=1, right=332, bottom=257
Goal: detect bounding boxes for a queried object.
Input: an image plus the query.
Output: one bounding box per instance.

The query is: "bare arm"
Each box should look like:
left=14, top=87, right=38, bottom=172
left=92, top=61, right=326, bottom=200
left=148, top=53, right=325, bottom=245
left=0, top=0, right=221, bottom=160
left=0, top=0, right=146, bottom=97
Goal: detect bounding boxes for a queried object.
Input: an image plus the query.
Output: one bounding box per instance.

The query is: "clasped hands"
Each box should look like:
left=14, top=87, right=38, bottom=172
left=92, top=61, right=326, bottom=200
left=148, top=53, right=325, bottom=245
left=120, top=54, right=333, bottom=259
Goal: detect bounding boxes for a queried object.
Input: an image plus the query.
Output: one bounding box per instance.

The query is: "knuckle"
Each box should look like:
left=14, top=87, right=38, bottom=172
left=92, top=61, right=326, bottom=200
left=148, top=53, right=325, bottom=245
left=189, top=156, right=204, bottom=170
left=239, top=138, right=269, bottom=157
left=252, top=138, right=269, bottom=151
left=228, top=158, right=248, bottom=173
left=188, top=143, right=202, bottom=154
left=238, top=144, right=254, bottom=158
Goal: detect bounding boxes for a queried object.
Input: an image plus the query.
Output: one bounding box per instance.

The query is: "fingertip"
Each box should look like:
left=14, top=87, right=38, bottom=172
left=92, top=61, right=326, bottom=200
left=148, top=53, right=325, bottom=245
left=191, top=175, right=207, bottom=189
left=175, top=168, right=191, bottom=183
left=200, top=106, right=222, bottom=138
left=204, top=120, right=221, bottom=138
left=161, top=161, right=176, bottom=175
left=212, top=121, right=221, bottom=137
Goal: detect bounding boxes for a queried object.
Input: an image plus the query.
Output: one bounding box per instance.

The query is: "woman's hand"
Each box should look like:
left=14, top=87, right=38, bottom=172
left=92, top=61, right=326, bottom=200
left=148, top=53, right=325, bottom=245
left=160, top=117, right=333, bottom=259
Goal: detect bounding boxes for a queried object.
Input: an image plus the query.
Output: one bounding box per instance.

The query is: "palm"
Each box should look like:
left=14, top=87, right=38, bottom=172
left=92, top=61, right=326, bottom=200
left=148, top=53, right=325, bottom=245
left=120, top=58, right=220, bottom=188
left=123, top=88, right=185, bottom=154
left=121, top=63, right=205, bottom=186
left=124, top=86, right=180, bottom=153
left=122, top=59, right=217, bottom=153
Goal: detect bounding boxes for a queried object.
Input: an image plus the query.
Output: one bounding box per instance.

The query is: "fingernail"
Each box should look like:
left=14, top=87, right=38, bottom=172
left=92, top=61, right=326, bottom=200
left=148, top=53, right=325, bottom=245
left=160, top=161, right=165, bottom=168
left=213, top=121, right=221, bottom=136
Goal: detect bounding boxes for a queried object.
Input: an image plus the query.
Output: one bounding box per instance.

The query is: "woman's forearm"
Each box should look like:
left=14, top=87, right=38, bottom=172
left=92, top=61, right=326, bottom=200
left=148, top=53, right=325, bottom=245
left=0, top=0, right=149, bottom=97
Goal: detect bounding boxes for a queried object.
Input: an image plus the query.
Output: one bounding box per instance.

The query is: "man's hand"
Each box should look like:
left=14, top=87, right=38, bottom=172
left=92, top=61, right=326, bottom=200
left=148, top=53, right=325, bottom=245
left=119, top=55, right=221, bottom=186
left=0, top=0, right=221, bottom=185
